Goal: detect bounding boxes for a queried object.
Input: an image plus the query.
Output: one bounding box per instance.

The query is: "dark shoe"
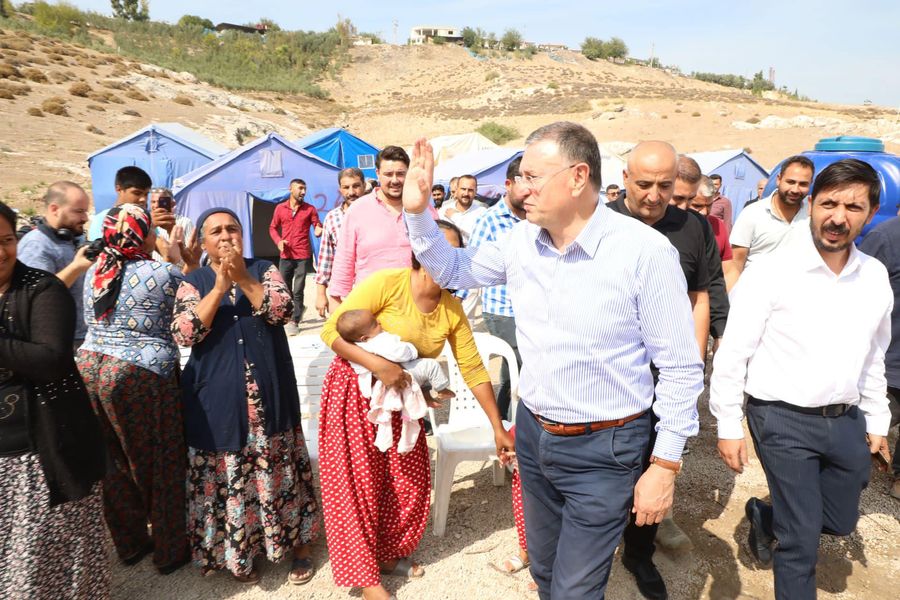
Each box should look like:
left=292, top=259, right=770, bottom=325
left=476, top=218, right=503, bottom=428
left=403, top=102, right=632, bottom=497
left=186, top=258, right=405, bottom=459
left=157, top=555, right=191, bottom=575
left=121, top=542, right=153, bottom=566
left=745, top=497, right=775, bottom=565
left=622, top=556, right=668, bottom=600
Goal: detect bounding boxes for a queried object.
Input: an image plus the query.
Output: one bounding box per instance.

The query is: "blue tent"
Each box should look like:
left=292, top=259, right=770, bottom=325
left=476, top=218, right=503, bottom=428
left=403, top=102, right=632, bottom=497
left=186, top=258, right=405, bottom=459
left=433, top=147, right=524, bottom=199
left=173, top=133, right=341, bottom=258
left=688, top=149, right=769, bottom=220
left=87, top=123, right=228, bottom=212
left=294, top=127, right=380, bottom=180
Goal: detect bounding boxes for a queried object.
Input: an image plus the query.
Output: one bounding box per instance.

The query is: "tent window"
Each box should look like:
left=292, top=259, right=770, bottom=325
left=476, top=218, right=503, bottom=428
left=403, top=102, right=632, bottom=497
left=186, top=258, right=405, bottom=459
left=734, top=163, right=746, bottom=180
left=358, top=154, right=375, bottom=170
left=260, top=150, right=283, bottom=178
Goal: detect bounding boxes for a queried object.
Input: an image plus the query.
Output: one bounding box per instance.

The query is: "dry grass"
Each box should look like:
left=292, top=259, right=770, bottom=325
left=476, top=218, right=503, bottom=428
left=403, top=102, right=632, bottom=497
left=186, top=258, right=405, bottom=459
left=28, top=56, right=48, bottom=66
left=21, top=68, right=48, bottom=83
left=173, top=95, right=193, bottom=106
left=0, top=89, right=14, bottom=100
left=0, top=63, right=21, bottom=79
left=102, top=79, right=125, bottom=90
left=123, top=109, right=141, bottom=117
left=0, top=38, right=33, bottom=52
left=0, top=81, right=31, bottom=97
left=86, top=124, right=105, bottom=135
left=27, top=107, right=44, bottom=117
left=125, top=89, right=149, bottom=101
left=86, top=104, right=105, bottom=111
left=40, top=97, right=68, bottom=116
left=69, top=81, right=92, bottom=97
left=48, top=71, right=72, bottom=83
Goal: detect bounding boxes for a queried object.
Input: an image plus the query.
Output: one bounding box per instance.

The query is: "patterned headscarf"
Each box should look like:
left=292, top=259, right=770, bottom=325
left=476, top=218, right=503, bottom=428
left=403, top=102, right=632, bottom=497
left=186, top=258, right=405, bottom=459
left=92, top=204, right=152, bottom=320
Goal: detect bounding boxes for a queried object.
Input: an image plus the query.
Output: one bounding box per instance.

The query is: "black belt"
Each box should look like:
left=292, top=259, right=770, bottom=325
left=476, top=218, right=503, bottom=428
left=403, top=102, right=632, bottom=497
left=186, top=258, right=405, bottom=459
left=748, top=396, right=852, bottom=417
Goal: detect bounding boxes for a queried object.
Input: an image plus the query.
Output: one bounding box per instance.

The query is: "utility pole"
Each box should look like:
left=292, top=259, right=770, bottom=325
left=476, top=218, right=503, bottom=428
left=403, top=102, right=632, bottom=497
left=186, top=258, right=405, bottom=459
left=649, top=42, right=655, bottom=68
left=393, top=19, right=398, bottom=45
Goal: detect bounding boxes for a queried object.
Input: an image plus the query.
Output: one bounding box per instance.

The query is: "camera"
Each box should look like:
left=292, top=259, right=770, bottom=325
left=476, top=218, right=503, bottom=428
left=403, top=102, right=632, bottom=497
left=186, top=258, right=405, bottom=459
left=81, top=238, right=106, bottom=261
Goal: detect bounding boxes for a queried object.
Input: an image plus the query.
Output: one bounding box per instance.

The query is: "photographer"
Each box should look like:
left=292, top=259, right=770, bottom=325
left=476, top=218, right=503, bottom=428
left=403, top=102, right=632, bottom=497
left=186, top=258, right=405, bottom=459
left=149, top=187, right=199, bottom=273
left=17, top=181, right=97, bottom=348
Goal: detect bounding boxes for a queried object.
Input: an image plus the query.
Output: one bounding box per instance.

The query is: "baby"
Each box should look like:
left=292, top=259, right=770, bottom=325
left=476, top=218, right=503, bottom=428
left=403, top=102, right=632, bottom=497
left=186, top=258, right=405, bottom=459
left=336, top=309, right=454, bottom=453
left=336, top=308, right=454, bottom=401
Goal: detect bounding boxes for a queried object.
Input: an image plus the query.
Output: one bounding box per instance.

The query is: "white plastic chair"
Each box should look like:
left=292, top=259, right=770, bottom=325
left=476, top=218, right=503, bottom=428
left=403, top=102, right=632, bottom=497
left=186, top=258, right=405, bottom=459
left=430, top=331, right=519, bottom=537
left=288, top=333, right=336, bottom=468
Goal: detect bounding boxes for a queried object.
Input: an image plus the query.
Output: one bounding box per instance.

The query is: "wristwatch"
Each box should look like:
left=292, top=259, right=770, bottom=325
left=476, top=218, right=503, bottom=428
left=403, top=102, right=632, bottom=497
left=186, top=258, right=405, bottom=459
left=649, top=455, right=682, bottom=473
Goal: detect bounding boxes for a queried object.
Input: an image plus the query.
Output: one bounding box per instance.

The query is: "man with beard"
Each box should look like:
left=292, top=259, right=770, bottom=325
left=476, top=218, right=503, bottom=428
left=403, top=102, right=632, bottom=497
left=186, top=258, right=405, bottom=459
left=315, top=168, right=365, bottom=318
left=18, top=181, right=96, bottom=347
left=730, top=156, right=815, bottom=276
left=329, top=146, right=437, bottom=303
left=711, top=159, right=891, bottom=600
left=469, top=157, right=527, bottom=420
left=269, top=178, right=323, bottom=334
left=708, top=174, right=733, bottom=232
left=442, top=174, right=486, bottom=243
left=431, top=184, right=447, bottom=209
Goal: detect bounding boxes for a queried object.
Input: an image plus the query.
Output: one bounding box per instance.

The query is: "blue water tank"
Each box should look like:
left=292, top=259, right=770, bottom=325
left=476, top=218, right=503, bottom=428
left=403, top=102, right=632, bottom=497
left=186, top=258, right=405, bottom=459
left=764, top=136, right=900, bottom=235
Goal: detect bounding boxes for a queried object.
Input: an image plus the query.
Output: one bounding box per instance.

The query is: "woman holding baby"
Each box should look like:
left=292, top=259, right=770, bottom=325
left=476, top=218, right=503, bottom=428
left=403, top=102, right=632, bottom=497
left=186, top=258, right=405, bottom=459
left=319, top=219, right=513, bottom=600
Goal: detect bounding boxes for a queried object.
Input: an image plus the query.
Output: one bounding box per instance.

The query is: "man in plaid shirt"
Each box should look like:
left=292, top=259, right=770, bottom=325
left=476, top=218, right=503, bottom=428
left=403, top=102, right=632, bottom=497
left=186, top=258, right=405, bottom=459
left=468, top=156, right=528, bottom=420
left=315, top=168, right=366, bottom=318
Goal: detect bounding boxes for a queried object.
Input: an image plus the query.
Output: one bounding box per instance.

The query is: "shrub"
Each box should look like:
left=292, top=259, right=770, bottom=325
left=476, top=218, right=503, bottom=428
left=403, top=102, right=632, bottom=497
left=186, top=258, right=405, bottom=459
left=27, top=107, right=44, bottom=116
left=272, top=107, right=287, bottom=115
left=21, top=67, right=48, bottom=83
left=746, top=116, right=760, bottom=124
left=235, top=127, right=252, bottom=145
left=41, top=97, right=68, bottom=115
left=123, top=108, right=141, bottom=116
left=548, top=81, right=559, bottom=90
left=68, top=81, right=91, bottom=96
left=33, top=1, right=86, bottom=36
left=48, top=70, right=71, bottom=83
left=566, top=99, right=591, bottom=113
left=86, top=124, right=104, bottom=134
left=476, top=121, right=519, bottom=145
left=0, top=88, right=14, bottom=99
left=173, top=94, right=193, bottom=106
left=102, top=79, right=125, bottom=89
left=691, top=111, right=701, bottom=117
left=87, top=103, right=105, bottom=111
left=484, top=71, right=499, bottom=82
left=0, top=63, right=20, bottom=78
left=125, top=89, right=149, bottom=101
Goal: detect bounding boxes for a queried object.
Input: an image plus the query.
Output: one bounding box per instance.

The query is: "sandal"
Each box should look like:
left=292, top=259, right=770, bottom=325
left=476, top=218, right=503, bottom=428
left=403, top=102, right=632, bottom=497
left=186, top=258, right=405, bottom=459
left=380, top=556, right=424, bottom=578
left=233, top=569, right=260, bottom=584
left=288, top=556, right=315, bottom=585
left=496, top=554, right=530, bottom=573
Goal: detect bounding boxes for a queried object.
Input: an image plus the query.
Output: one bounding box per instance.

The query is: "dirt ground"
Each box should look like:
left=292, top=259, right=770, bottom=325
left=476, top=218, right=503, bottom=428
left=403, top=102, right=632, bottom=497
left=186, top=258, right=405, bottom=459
left=107, top=279, right=900, bottom=600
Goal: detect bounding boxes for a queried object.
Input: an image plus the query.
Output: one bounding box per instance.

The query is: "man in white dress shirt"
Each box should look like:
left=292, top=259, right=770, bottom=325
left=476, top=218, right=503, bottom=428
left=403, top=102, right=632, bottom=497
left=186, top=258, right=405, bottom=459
left=711, top=159, right=891, bottom=600
left=439, top=174, right=486, bottom=242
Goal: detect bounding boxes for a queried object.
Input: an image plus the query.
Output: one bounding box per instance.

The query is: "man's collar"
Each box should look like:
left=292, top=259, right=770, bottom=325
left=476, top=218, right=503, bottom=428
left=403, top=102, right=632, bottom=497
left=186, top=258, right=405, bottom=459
left=796, top=227, right=862, bottom=277
left=609, top=196, right=674, bottom=228
left=532, top=200, right=606, bottom=258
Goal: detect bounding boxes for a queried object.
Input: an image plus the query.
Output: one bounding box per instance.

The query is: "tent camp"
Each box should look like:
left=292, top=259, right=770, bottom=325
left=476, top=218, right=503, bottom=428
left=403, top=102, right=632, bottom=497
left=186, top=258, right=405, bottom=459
left=597, top=142, right=632, bottom=191
left=427, top=133, right=498, bottom=166
left=433, top=147, right=523, bottom=199
left=172, top=133, right=341, bottom=259
left=294, top=128, right=380, bottom=180
left=87, top=123, right=228, bottom=212
left=688, top=149, right=769, bottom=218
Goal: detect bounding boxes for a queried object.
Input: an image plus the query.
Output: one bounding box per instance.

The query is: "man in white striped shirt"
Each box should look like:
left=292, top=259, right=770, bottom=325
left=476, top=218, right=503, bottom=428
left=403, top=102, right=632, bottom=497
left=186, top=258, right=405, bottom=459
left=403, top=122, right=704, bottom=599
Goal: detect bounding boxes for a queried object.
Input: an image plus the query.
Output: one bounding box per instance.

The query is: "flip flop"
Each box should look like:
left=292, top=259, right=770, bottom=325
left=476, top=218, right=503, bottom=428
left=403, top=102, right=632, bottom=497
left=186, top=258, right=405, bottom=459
left=380, top=557, right=424, bottom=578
left=495, top=554, right=530, bottom=574
left=288, top=556, right=315, bottom=585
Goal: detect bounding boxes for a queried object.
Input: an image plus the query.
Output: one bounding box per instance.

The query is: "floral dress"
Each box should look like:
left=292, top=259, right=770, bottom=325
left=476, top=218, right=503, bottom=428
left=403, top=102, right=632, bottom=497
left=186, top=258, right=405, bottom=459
left=171, top=266, right=319, bottom=577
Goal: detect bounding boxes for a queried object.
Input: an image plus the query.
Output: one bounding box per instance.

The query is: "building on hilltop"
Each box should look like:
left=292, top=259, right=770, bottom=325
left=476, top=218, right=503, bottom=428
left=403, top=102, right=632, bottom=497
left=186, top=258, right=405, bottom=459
left=215, top=22, right=268, bottom=35
left=409, top=26, right=463, bottom=45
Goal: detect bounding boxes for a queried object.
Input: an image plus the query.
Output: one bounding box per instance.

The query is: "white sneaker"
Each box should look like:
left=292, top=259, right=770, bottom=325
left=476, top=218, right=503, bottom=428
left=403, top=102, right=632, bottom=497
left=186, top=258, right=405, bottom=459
left=656, top=517, right=693, bottom=554
left=285, top=321, right=300, bottom=336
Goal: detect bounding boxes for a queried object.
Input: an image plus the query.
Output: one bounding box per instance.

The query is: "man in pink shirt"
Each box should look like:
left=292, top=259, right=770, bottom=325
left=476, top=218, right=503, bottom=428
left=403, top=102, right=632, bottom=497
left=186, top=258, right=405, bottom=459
left=269, top=178, right=322, bottom=333
left=709, top=173, right=733, bottom=233
left=328, top=146, right=437, bottom=303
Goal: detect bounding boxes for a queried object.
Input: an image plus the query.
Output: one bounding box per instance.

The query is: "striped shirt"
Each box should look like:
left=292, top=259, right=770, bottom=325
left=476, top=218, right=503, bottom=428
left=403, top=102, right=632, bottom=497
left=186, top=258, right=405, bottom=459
left=406, top=203, right=703, bottom=461
left=469, top=197, right=521, bottom=317
left=314, top=205, right=347, bottom=287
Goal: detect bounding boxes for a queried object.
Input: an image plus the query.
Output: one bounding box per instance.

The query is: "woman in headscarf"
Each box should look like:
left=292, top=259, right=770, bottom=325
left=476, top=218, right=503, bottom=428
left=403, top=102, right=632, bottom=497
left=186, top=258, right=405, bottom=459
left=76, top=203, right=190, bottom=574
left=0, top=200, right=108, bottom=599
left=171, top=208, right=319, bottom=585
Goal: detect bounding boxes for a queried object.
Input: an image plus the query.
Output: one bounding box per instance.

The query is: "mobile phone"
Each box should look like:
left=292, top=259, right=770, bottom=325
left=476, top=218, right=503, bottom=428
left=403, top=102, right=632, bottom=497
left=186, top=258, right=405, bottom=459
left=157, top=196, right=172, bottom=211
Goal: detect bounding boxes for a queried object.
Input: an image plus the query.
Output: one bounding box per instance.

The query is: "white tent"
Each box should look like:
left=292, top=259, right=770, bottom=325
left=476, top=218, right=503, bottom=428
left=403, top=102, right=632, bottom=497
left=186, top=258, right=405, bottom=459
left=426, top=133, right=498, bottom=166
left=597, top=142, right=632, bottom=190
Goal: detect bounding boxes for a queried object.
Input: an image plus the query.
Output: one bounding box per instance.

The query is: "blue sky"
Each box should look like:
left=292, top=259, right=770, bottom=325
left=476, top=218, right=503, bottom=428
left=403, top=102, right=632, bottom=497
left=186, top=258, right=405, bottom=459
left=65, top=0, right=900, bottom=107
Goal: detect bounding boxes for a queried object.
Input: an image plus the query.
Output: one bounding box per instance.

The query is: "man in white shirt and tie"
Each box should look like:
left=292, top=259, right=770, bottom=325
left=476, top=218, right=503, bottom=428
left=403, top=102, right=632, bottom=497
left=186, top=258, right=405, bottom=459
left=711, top=159, right=891, bottom=600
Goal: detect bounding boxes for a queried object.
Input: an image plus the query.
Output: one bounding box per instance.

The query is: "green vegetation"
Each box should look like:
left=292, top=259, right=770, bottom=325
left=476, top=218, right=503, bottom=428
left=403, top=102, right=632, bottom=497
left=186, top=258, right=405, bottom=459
left=3, top=2, right=348, bottom=97
left=581, top=36, right=628, bottom=60
left=476, top=121, right=519, bottom=145
left=692, top=70, right=775, bottom=95
left=110, top=0, right=148, bottom=22
left=500, top=28, right=523, bottom=51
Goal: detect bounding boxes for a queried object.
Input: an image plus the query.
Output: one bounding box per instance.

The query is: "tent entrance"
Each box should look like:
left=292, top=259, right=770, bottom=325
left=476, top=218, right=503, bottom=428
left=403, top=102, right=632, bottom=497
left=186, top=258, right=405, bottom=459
left=250, top=195, right=281, bottom=263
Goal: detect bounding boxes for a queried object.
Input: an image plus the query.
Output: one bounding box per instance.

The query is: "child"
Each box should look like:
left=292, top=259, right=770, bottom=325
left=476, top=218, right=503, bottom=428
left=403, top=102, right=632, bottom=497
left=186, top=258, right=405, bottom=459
left=336, top=309, right=454, bottom=453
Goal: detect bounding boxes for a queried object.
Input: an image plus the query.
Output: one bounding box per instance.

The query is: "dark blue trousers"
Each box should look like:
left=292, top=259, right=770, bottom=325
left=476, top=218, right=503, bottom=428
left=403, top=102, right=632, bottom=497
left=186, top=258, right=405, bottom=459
left=515, top=403, right=650, bottom=599
left=746, top=400, right=871, bottom=600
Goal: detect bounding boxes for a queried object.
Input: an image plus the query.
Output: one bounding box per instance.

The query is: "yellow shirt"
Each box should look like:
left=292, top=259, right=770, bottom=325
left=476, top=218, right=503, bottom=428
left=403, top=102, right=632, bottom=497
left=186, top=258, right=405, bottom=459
left=322, top=268, right=490, bottom=389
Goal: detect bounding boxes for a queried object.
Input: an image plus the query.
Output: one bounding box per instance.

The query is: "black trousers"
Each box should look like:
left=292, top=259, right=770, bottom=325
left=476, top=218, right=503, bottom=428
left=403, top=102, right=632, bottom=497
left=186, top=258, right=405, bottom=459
left=278, top=258, right=309, bottom=323
left=622, top=409, right=659, bottom=561
left=886, top=386, right=900, bottom=476
left=747, top=399, right=871, bottom=600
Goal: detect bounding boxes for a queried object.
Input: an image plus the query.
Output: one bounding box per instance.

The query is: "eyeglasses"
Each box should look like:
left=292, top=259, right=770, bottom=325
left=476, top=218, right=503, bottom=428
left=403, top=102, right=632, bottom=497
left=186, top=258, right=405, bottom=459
left=514, top=164, right=577, bottom=193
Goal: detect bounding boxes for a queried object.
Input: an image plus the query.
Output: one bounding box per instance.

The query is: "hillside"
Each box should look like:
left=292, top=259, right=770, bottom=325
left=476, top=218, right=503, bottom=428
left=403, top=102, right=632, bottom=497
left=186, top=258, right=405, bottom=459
left=2, top=28, right=898, bottom=212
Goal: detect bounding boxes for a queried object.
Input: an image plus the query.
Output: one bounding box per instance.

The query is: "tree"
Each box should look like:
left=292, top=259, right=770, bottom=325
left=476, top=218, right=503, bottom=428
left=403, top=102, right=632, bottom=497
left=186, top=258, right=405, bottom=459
left=0, top=0, right=12, bottom=19
left=111, top=0, right=149, bottom=22
left=500, top=28, right=523, bottom=52
left=604, top=37, right=628, bottom=59
left=257, top=18, right=281, bottom=32
left=461, top=26, right=477, bottom=48
left=177, top=14, right=213, bottom=30
left=581, top=36, right=605, bottom=60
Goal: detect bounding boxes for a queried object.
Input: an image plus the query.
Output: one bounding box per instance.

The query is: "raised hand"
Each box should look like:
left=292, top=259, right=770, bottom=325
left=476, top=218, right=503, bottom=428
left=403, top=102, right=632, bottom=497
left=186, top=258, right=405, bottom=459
left=402, top=138, right=434, bottom=215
